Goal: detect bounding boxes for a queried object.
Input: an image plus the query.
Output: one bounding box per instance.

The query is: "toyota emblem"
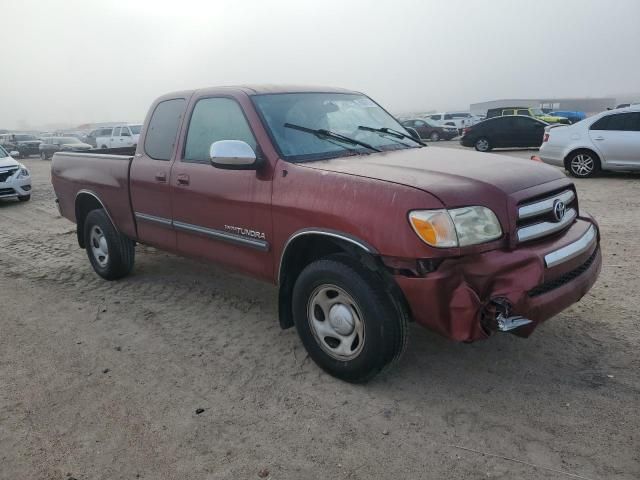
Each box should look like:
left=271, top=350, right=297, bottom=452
left=553, top=200, right=566, bottom=222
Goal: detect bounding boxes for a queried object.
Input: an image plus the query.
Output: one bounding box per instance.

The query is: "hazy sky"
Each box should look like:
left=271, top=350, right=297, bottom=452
left=1, top=0, right=639, bottom=129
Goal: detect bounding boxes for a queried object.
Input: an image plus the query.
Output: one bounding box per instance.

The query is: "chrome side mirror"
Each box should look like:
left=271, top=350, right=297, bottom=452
left=209, top=140, right=259, bottom=170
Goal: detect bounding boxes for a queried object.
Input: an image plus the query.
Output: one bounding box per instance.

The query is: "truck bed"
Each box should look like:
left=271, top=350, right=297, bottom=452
left=51, top=151, right=138, bottom=240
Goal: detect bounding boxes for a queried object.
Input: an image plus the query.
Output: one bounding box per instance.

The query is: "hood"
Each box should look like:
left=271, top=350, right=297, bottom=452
left=0, top=156, right=20, bottom=168
left=299, top=146, right=565, bottom=206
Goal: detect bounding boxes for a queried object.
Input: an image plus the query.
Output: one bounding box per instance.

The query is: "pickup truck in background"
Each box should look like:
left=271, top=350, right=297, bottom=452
left=94, top=124, right=142, bottom=149
left=51, top=86, right=601, bottom=383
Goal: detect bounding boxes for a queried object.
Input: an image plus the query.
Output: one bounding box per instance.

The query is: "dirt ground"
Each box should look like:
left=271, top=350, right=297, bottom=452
left=1, top=144, right=638, bottom=480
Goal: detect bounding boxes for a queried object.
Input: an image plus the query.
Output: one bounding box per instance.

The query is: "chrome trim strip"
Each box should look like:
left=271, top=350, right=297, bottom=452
left=76, top=189, right=119, bottom=232
left=544, top=224, right=597, bottom=268
left=518, top=190, right=575, bottom=220
left=134, top=211, right=173, bottom=226
left=517, top=208, right=577, bottom=243
left=277, top=229, right=377, bottom=284
left=173, top=220, right=269, bottom=251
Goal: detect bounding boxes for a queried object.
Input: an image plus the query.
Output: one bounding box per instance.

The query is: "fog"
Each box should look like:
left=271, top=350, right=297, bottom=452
left=1, top=0, right=639, bottom=130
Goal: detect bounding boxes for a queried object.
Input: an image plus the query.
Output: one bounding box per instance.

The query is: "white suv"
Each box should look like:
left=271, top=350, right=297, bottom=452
left=539, top=107, right=640, bottom=177
left=95, top=124, right=142, bottom=149
left=0, top=146, right=31, bottom=202
left=425, top=112, right=481, bottom=133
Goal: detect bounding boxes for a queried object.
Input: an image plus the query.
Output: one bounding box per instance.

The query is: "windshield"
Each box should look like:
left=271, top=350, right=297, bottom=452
left=0, top=145, right=8, bottom=158
left=129, top=125, right=142, bottom=134
left=252, top=92, right=418, bottom=161
left=14, top=134, right=37, bottom=141
left=530, top=108, right=544, bottom=116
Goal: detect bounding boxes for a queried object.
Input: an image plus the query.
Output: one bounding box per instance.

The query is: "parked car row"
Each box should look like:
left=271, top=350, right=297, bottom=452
left=400, top=118, right=458, bottom=141
left=85, top=124, right=142, bottom=149
left=39, top=137, right=92, bottom=159
left=0, top=133, right=41, bottom=158
left=486, top=107, right=571, bottom=124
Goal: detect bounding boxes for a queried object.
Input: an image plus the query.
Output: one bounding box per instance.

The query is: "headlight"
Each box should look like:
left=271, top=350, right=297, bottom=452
left=409, top=206, right=502, bottom=247
left=16, top=165, right=30, bottom=178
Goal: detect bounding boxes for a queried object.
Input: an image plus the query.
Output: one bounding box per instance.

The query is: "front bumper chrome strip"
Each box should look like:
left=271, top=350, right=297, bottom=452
left=544, top=224, right=597, bottom=268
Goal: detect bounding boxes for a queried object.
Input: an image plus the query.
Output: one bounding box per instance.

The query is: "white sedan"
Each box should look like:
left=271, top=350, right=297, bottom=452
left=539, top=107, right=640, bottom=177
left=0, top=146, right=31, bottom=202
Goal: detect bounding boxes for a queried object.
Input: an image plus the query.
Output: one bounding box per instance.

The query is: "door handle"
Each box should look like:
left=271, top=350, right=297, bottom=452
left=594, top=136, right=604, bottom=141
left=177, top=173, right=190, bottom=185
left=154, top=172, right=167, bottom=182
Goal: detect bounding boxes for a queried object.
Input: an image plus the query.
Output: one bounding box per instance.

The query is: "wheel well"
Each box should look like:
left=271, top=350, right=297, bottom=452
left=75, top=193, right=103, bottom=248
left=564, top=148, right=600, bottom=169
left=277, top=234, right=408, bottom=330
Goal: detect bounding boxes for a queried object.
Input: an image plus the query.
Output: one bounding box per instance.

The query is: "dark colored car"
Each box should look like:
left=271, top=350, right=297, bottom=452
left=549, top=111, right=586, bottom=124
left=460, top=115, right=548, bottom=152
left=52, top=85, right=600, bottom=383
left=39, top=136, right=92, bottom=159
left=0, top=134, right=42, bottom=158
left=401, top=119, right=458, bottom=141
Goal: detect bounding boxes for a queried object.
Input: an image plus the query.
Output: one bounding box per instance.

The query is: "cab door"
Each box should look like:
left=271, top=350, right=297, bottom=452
left=169, top=95, right=274, bottom=281
left=130, top=98, right=188, bottom=251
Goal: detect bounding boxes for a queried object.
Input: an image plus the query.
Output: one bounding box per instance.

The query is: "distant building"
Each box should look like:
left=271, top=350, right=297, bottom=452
left=470, top=98, right=616, bottom=117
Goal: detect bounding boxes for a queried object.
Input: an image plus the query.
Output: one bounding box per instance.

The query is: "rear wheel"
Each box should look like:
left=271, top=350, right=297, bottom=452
left=474, top=137, right=491, bottom=152
left=40, top=151, right=47, bottom=160
left=429, top=131, right=440, bottom=142
left=83, top=209, right=135, bottom=280
left=101, top=145, right=108, bottom=149
left=566, top=150, right=600, bottom=178
left=292, top=254, right=407, bottom=383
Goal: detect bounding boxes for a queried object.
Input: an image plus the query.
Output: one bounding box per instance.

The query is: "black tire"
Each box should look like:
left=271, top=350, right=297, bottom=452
left=40, top=151, right=47, bottom=160
left=429, top=131, right=440, bottom=142
left=474, top=137, right=492, bottom=152
left=101, top=145, right=108, bottom=149
left=292, top=254, right=407, bottom=383
left=17, top=195, right=31, bottom=202
left=566, top=149, right=601, bottom=178
left=83, top=209, right=135, bottom=280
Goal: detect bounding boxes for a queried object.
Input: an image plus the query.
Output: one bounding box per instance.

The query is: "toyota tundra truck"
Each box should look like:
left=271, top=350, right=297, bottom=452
left=51, top=86, right=601, bottom=383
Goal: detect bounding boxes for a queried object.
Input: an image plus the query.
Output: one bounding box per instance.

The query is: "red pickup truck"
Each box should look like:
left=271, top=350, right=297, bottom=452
left=52, top=86, right=601, bottom=382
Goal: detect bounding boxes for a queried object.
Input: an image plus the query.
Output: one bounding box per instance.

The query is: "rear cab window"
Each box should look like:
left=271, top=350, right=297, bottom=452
left=144, top=98, right=187, bottom=160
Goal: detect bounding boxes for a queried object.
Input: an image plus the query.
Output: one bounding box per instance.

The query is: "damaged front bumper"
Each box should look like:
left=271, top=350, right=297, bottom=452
left=393, top=217, right=601, bottom=342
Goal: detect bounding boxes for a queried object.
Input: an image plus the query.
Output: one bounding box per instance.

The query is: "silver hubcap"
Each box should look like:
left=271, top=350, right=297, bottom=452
left=476, top=139, right=489, bottom=151
left=307, top=285, right=365, bottom=360
left=571, top=154, right=594, bottom=176
left=90, top=225, right=109, bottom=267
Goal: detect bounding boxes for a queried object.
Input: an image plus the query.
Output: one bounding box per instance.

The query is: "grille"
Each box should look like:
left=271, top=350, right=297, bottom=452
left=0, top=187, right=16, bottom=195
left=516, top=189, right=578, bottom=243
left=528, top=246, right=599, bottom=297
left=0, top=168, right=17, bottom=182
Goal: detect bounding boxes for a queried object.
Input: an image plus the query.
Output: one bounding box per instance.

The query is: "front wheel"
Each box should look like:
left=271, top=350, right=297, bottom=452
left=474, top=137, right=491, bottom=152
left=83, top=209, right=135, bottom=280
left=292, top=254, right=407, bottom=383
left=40, top=151, right=47, bottom=160
left=429, top=131, right=440, bottom=142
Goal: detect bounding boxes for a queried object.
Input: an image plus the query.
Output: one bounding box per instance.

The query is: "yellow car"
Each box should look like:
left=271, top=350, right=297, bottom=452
left=487, top=107, right=570, bottom=124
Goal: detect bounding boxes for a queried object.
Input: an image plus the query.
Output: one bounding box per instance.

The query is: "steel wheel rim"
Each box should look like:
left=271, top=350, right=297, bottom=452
left=307, top=284, right=365, bottom=360
left=90, top=225, right=109, bottom=267
left=476, top=139, right=489, bottom=151
left=571, top=154, right=594, bottom=176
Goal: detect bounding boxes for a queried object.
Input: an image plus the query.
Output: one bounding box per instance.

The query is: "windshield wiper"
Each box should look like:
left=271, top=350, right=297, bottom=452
left=357, top=126, right=426, bottom=146
left=284, top=123, right=381, bottom=152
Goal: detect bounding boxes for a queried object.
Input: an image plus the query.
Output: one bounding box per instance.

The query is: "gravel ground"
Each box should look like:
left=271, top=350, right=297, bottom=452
left=1, top=144, right=638, bottom=479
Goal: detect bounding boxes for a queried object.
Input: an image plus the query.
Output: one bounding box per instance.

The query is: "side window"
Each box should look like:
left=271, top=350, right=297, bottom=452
left=430, top=115, right=441, bottom=120
left=443, top=114, right=452, bottom=120
left=144, top=98, right=187, bottom=161
left=121, top=127, right=131, bottom=136
left=629, top=113, right=640, bottom=132
left=112, top=127, right=121, bottom=137
left=184, top=97, right=257, bottom=164
left=590, top=114, right=639, bottom=131
left=415, top=120, right=425, bottom=127
left=502, top=109, right=514, bottom=116
left=516, top=109, right=530, bottom=116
